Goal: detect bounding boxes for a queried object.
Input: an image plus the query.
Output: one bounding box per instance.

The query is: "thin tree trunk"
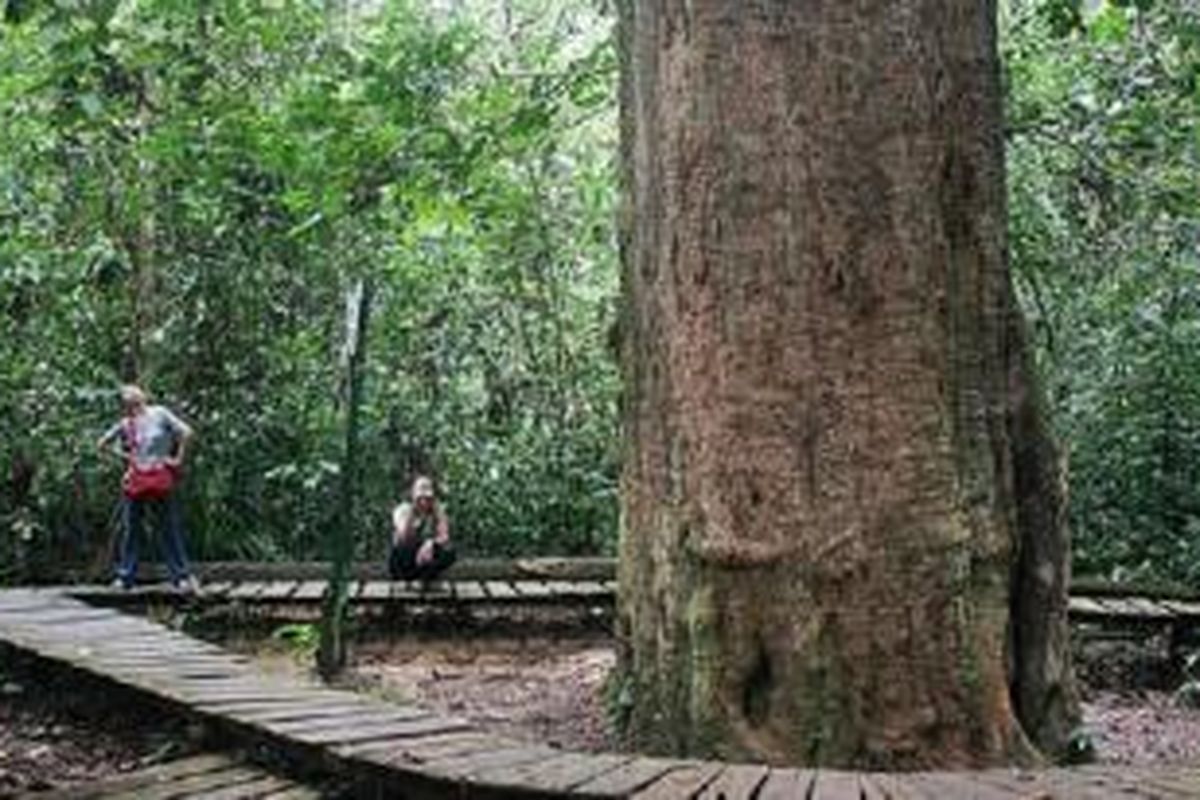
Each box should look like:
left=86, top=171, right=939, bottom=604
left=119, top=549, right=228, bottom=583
left=616, top=0, right=1077, bottom=768
left=319, top=278, right=373, bottom=679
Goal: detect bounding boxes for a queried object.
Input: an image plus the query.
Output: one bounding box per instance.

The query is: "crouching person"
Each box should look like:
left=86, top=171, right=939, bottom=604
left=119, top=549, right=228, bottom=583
left=389, top=476, right=456, bottom=581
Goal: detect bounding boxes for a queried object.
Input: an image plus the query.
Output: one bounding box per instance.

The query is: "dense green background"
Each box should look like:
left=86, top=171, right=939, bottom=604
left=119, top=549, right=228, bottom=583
left=2, top=0, right=1197, bottom=584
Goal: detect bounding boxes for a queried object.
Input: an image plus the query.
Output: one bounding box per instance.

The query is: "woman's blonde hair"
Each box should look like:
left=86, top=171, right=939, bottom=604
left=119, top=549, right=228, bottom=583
left=120, top=384, right=147, bottom=406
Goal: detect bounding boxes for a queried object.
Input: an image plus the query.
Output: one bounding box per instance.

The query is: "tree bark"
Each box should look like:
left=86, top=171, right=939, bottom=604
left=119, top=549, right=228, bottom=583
left=319, top=278, right=373, bottom=679
left=616, top=0, right=1077, bottom=768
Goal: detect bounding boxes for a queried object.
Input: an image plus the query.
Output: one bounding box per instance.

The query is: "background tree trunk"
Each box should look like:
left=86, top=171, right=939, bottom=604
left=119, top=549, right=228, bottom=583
left=616, top=0, right=1077, bottom=768
left=318, top=278, right=373, bottom=679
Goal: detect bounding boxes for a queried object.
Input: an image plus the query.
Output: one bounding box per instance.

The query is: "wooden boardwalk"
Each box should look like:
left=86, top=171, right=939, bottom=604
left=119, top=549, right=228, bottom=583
left=47, top=559, right=1200, bottom=649
left=3, top=587, right=1200, bottom=797
left=25, top=753, right=328, bottom=799
left=68, top=577, right=615, bottom=607
left=64, top=574, right=1200, bottom=640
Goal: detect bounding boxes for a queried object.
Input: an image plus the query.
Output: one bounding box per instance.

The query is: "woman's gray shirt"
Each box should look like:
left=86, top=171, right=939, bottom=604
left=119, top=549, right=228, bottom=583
left=104, top=405, right=188, bottom=467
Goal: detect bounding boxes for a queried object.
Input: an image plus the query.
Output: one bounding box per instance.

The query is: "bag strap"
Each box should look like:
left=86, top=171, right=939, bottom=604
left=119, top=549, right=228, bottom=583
left=123, top=416, right=139, bottom=466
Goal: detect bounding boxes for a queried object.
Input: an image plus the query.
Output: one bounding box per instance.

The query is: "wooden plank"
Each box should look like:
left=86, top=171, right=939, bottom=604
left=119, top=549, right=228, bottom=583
left=85, top=644, right=244, bottom=660
left=474, top=752, right=632, bottom=794
left=1162, top=600, right=1200, bottom=617
left=168, top=675, right=268, bottom=691
left=1035, top=768, right=1126, bottom=800
left=124, top=556, right=618, bottom=583
left=0, top=607, right=122, bottom=625
left=482, top=581, right=520, bottom=601
left=181, top=685, right=337, bottom=704
left=199, top=580, right=236, bottom=598
left=756, top=769, right=817, bottom=800
left=288, top=715, right=471, bottom=746
left=228, top=581, right=268, bottom=600
left=810, top=770, right=863, bottom=800
left=511, top=557, right=616, bottom=581
left=194, top=693, right=353, bottom=710
left=182, top=775, right=297, bottom=799
left=291, top=581, right=327, bottom=601
left=1134, top=766, right=1200, bottom=797
left=1093, top=596, right=1147, bottom=618
left=696, top=763, right=770, bottom=799
left=255, top=581, right=301, bottom=601
left=423, top=744, right=563, bottom=781
left=215, top=700, right=383, bottom=722
left=418, top=581, right=455, bottom=598
left=104, top=765, right=265, bottom=800
left=264, top=707, right=432, bottom=735
left=1124, top=596, right=1176, bottom=618
left=571, top=758, right=686, bottom=797
left=359, top=581, right=392, bottom=600
left=257, top=786, right=325, bottom=800
left=389, top=582, right=423, bottom=601
left=114, top=664, right=244, bottom=680
left=450, top=581, right=489, bottom=602
left=632, top=763, right=725, bottom=799
left=870, top=772, right=951, bottom=799
left=347, top=732, right=511, bottom=767
left=510, top=580, right=554, bottom=600
left=1068, top=596, right=1109, bottom=616
left=29, top=755, right=237, bottom=799
left=1071, top=763, right=1190, bottom=797
left=8, top=624, right=152, bottom=649
left=90, top=662, right=246, bottom=680
left=973, top=768, right=1053, bottom=795
left=0, top=608, right=143, bottom=629
left=545, top=579, right=614, bottom=600
left=878, top=772, right=993, bottom=799
left=90, top=652, right=249, bottom=667
left=856, top=774, right=890, bottom=800
left=0, top=595, right=72, bottom=613
left=916, top=770, right=1046, bottom=798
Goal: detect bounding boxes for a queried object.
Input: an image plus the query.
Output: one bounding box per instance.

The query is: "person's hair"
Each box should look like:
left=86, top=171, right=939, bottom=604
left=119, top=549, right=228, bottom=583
left=120, top=384, right=147, bottom=406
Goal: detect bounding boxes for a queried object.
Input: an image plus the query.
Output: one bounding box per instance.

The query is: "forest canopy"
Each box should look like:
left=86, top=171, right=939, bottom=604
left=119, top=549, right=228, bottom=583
left=1, top=0, right=1197, bottom=585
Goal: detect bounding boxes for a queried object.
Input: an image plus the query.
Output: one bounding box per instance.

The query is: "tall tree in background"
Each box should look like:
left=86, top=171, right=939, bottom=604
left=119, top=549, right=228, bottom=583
left=617, top=0, right=1078, bottom=768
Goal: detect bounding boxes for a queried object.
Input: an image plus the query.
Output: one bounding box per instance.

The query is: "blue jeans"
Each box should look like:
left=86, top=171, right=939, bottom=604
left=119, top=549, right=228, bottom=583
left=115, top=494, right=191, bottom=586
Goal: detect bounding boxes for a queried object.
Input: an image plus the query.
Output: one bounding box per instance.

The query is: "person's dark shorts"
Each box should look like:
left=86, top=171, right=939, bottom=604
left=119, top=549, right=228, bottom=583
left=388, top=540, right=456, bottom=581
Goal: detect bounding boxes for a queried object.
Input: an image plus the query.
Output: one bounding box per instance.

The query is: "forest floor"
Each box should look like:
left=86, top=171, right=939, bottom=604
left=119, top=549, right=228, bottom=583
left=0, top=655, right=200, bottom=797
left=336, top=636, right=1200, bottom=765
left=5, top=630, right=1200, bottom=796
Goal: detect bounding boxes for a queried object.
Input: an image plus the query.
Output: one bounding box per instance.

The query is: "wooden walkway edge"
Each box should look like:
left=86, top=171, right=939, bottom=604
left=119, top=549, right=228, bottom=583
left=3, top=588, right=1199, bottom=798
left=21, top=753, right=329, bottom=800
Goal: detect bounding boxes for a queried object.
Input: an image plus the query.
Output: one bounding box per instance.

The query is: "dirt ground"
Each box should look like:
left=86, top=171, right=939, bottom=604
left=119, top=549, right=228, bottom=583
left=346, top=635, right=618, bottom=752
left=1083, top=689, right=1200, bottom=765
left=341, top=637, right=1200, bottom=765
left=0, top=656, right=198, bottom=797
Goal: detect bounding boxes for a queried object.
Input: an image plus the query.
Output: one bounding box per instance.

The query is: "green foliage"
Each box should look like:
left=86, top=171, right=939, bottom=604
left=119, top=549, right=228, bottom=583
left=0, top=0, right=618, bottom=574
left=1004, top=0, right=1200, bottom=585
left=3, top=0, right=1196, bottom=589
left=273, top=622, right=320, bottom=657
left=1063, top=726, right=1097, bottom=764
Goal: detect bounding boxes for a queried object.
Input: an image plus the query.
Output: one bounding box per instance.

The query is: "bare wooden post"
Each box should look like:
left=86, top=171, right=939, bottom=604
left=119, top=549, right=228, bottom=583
left=318, top=278, right=373, bottom=678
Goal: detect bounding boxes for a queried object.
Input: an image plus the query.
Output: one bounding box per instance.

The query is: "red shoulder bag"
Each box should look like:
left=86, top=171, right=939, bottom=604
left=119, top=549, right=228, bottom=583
left=122, top=417, right=178, bottom=500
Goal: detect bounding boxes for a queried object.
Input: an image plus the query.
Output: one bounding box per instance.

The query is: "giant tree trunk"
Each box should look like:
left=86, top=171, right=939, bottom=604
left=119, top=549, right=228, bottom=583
left=616, top=0, right=1077, bottom=768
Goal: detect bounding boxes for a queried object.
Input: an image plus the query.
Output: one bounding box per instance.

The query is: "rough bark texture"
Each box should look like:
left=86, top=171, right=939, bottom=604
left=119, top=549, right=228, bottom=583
left=616, top=0, right=1078, bottom=768
left=1006, top=311, right=1080, bottom=759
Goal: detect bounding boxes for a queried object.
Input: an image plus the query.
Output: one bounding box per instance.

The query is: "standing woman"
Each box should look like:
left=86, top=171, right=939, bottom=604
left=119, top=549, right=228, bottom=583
left=98, top=384, right=198, bottom=591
